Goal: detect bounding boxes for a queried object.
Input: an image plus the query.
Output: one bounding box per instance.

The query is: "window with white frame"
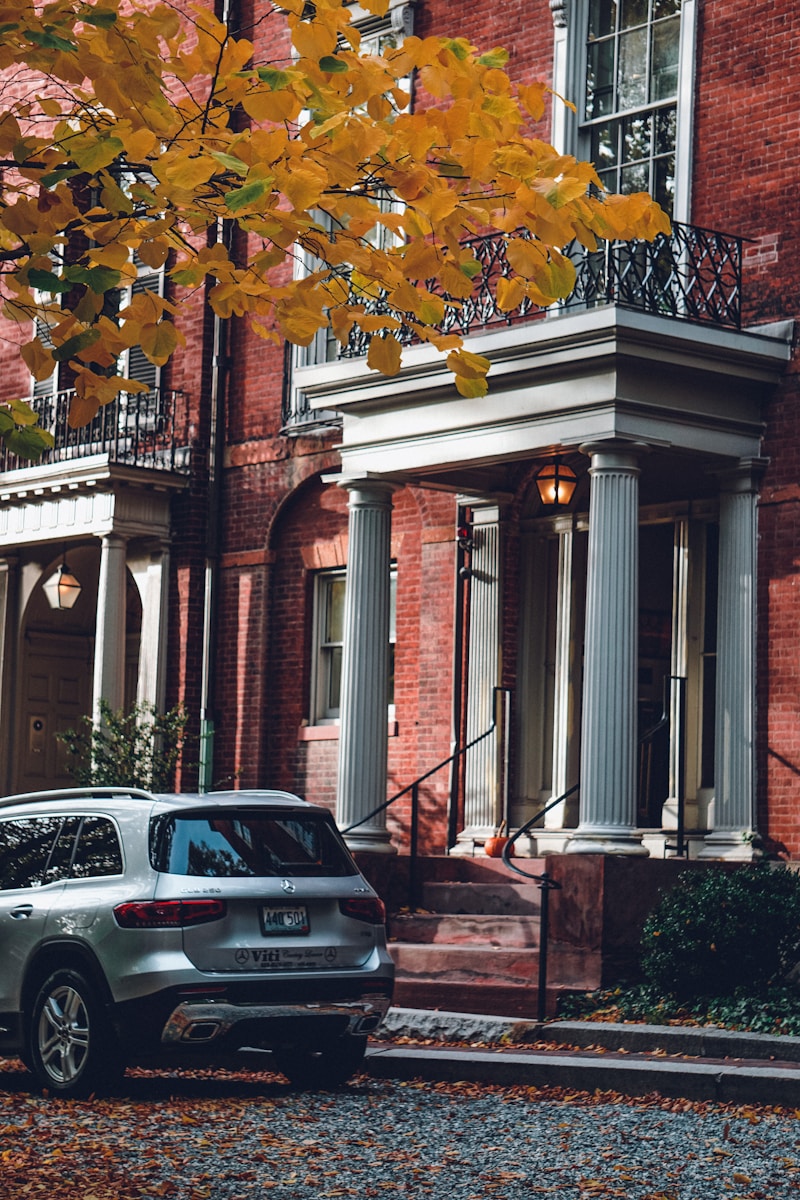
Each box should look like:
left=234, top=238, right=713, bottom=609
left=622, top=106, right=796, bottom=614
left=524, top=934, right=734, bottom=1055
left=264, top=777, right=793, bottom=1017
left=311, top=567, right=397, bottom=723
left=289, top=0, right=414, bottom=395
left=582, top=0, right=682, bottom=216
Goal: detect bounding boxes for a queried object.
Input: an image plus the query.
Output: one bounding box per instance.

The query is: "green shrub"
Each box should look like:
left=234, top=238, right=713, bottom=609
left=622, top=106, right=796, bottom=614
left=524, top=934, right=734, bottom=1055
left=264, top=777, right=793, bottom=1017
left=640, top=863, right=800, bottom=1001
left=58, top=700, right=188, bottom=791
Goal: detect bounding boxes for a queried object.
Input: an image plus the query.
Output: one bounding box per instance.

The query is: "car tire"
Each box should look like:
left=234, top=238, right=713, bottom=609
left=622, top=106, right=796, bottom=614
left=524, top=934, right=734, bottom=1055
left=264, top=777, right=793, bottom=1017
left=273, top=1035, right=367, bottom=1088
left=28, top=968, right=124, bottom=1098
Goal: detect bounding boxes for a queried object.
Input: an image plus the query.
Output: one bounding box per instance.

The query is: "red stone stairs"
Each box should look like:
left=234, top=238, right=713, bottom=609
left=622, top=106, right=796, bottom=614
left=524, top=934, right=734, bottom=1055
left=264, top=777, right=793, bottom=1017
left=387, top=855, right=572, bottom=1018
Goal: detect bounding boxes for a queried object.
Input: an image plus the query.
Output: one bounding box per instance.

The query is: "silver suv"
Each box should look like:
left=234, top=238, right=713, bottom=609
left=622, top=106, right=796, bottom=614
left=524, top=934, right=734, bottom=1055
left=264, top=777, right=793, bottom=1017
left=0, top=788, right=394, bottom=1096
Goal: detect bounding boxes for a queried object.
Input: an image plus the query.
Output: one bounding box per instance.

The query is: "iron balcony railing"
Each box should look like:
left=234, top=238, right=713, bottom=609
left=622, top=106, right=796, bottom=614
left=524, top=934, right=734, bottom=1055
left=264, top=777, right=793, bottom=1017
left=0, top=387, right=192, bottom=475
left=343, top=220, right=743, bottom=354
left=283, top=219, right=743, bottom=425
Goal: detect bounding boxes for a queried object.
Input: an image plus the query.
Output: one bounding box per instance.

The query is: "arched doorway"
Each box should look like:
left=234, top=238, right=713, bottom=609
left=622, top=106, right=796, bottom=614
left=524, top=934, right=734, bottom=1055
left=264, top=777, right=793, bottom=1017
left=15, top=545, right=142, bottom=791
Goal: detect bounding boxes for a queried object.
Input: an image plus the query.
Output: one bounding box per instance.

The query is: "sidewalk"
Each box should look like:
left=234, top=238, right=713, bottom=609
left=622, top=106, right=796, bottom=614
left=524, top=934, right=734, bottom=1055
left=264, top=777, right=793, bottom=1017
left=364, top=1007, right=800, bottom=1106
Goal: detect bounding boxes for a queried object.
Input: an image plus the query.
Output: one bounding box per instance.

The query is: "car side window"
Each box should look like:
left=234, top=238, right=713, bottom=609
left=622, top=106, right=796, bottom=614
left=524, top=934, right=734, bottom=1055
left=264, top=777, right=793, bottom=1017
left=0, top=816, right=63, bottom=890
left=41, top=816, right=81, bottom=884
left=70, top=816, right=123, bottom=879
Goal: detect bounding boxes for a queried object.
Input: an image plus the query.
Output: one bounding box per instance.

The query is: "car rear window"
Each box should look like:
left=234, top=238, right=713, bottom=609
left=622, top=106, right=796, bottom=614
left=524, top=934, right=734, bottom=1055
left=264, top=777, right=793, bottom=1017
left=150, top=809, right=359, bottom=878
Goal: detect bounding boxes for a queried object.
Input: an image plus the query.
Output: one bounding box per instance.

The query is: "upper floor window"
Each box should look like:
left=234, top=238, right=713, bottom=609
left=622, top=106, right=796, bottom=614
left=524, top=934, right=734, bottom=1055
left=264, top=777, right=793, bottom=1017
left=287, top=0, right=414, bottom=407
left=583, top=0, right=681, bottom=216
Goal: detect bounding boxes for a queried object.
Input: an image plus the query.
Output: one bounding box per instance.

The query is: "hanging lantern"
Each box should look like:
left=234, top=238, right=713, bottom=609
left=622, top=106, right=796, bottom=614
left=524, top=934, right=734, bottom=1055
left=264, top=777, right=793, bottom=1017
left=535, top=458, right=578, bottom=508
left=43, top=562, right=82, bottom=611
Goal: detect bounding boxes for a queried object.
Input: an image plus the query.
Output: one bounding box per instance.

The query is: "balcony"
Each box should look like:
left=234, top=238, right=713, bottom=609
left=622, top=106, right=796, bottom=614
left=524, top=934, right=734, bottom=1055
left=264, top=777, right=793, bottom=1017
left=0, top=387, right=192, bottom=476
left=283, top=220, right=743, bottom=427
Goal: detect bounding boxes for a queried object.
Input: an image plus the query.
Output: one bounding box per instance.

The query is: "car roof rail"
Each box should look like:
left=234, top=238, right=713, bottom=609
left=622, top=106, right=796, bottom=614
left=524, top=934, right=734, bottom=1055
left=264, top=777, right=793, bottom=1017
left=0, top=786, right=157, bottom=810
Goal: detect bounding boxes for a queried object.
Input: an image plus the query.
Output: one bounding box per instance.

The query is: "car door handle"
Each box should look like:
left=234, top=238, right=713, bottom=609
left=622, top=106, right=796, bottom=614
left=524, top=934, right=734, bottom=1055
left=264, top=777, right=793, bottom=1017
left=9, top=905, right=34, bottom=919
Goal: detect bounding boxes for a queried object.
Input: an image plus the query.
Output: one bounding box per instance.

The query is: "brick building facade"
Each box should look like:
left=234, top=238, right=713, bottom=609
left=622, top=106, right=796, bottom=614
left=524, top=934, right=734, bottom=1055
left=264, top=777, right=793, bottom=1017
left=0, top=0, right=798, bottom=867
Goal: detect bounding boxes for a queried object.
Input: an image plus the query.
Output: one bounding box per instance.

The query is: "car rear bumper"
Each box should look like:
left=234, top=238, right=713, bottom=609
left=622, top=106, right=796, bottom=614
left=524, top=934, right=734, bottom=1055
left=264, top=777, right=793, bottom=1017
left=114, top=973, right=394, bottom=1054
left=162, top=994, right=391, bottom=1046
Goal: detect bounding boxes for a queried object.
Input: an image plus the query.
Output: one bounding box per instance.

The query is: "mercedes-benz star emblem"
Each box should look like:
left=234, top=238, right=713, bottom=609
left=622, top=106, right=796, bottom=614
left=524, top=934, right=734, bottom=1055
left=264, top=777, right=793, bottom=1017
left=281, top=878, right=296, bottom=894
left=235, top=949, right=250, bottom=965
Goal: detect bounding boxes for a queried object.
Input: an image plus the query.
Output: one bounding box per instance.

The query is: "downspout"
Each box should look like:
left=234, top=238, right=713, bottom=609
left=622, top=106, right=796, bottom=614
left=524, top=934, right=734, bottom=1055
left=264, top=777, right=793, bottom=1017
left=198, top=0, right=237, bottom=791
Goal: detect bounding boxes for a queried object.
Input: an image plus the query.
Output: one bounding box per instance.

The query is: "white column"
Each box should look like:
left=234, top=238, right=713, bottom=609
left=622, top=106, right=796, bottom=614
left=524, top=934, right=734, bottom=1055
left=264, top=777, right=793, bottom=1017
left=93, top=533, right=128, bottom=723
left=569, top=443, right=648, bottom=855
left=660, top=517, right=689, bottom=830
left=0, top=556, right=18, bottom=794
left=336, top=479, right=397, bottom=853
left=547, top=516, right=584, bottom=830
left=132, top=542, right=171, bottom=712
left=701, top=461, right=762, bottom=859
left=455, top=503, right=502, bottom=852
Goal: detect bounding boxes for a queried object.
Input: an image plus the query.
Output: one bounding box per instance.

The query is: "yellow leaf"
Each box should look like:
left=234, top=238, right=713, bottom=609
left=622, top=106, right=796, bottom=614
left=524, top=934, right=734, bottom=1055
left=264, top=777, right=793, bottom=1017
left=139, top=320, right=181, bottom=365
left=291, top=18, right=337, bottom=62
left=447, top=348, right=490, bottom=380
left=367, top=333, right=402, bottom=376
left=242, top=89, right=302, bottom=124
left=505, top=236, right=547, bottom=278
left=495, top=275, right=526, bottom=312
left=20, top=339, right=55, bottom=381
left=136, top=240, right=170, bottom=269
left=357, top=314, right=401, bottom=333
left=119, top=126, right=158, bottom=161
left=67, top=390, right=102, bottom=428
left=455, top=373, right=489, bottom=398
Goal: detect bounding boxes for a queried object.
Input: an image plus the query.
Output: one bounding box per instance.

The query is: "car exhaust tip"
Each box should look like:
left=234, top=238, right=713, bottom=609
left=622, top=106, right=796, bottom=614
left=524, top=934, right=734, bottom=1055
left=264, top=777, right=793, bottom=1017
left=183, top=1021, right=222, bottom=1042
left=355, top=1014, right=382, bottom=1034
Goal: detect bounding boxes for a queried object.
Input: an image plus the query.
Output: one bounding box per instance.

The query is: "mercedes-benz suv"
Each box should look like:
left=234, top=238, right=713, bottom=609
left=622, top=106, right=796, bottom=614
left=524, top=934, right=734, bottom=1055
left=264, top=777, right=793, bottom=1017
left=0, top=788, right=394, bottom=1096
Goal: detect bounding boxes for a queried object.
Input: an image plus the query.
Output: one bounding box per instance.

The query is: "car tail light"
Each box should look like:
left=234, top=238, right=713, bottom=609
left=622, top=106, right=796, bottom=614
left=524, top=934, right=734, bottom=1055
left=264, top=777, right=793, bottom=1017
left=339, top=896, right=385, bottom=924
left=114, top=899, right=227, bottom=928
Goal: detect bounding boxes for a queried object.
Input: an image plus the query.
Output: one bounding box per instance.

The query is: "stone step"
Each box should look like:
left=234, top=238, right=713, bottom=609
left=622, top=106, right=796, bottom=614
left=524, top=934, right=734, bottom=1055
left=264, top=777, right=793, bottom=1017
left=411, top=856, right=548, bottom=884
left=420, top=880, right=543, bottom=915
left=390, top=941, right=540, bottom=986
left=391, top=979, right=566, bottom=1019
left=389, top=911, right=540, bottom=948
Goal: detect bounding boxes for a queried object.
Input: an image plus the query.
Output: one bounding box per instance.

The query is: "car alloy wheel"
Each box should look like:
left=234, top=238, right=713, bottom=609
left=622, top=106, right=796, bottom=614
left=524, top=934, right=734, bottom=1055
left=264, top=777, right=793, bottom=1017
left=29, top=969, right=122, bottom=1097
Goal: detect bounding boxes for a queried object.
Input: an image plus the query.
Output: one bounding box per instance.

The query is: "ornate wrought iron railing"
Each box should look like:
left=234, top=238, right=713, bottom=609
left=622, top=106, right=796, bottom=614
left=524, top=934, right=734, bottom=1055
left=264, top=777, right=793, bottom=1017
left=342, top=220, right=743, bottom=357
left=0, top=387, right=192, bottom=475
left=283, top=220, right=743, bottom=425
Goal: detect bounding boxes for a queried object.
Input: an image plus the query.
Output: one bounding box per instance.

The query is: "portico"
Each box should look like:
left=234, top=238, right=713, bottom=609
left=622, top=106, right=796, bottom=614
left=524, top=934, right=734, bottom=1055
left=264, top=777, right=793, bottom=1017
left=295, top=302, right=792, bottom=856
left=0, top=456, right=184, bottom=792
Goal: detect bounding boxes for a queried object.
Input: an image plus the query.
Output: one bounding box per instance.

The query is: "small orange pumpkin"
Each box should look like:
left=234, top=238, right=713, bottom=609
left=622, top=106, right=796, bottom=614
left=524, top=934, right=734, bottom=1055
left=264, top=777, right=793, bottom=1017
left=484, top=835, right=513, bottom=858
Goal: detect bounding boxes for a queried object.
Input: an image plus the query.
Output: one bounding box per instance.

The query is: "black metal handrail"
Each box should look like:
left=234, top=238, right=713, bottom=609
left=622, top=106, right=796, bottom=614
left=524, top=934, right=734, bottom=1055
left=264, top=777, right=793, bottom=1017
left=342, top=686, right=510, bottom=908
left=497, top=674, right=690, bottom=1020
left=0, top=387, right=192, bottom=474
left=498, top=787, right=577, bottom=1023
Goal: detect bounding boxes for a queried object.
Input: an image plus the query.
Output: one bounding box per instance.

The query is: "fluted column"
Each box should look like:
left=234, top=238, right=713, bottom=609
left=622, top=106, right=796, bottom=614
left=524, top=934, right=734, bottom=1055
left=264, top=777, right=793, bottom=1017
left=701, top=461, right=762, bottom=859
left=134, top=542, right=171, bottom=712
left=547, top=516, right=584, bottom=830
left=569, top=444, right=648, bottom=854
left=0, top=556, right=18, bottom=794
left=336, top=479, right=397, bottom=853
left=93, top=533, right=128, bottom=724
left=455, top=503, right=503, bottom=852
left=663, top=518, right=689, bottom=830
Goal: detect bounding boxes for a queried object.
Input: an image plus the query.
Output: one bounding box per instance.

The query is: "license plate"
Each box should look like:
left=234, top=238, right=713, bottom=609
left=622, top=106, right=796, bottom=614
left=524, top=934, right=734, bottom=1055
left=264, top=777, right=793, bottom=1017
left=261, top=904, right=310, bottom=936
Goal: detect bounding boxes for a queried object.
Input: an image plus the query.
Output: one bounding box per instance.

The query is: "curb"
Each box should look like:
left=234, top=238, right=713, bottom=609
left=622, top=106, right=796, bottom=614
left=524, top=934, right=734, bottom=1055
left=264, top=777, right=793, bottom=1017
left=379, top=1006, right=800, bottom=1061
left=364, top=1043, right=800, bottom=1106
left=364, top=1007, right=800, bottom=1106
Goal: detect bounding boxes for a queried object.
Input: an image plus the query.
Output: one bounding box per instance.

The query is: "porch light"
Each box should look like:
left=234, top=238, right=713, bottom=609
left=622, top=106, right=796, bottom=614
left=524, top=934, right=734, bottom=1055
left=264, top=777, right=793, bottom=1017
left=43, top=561, right=82, bottom=611
left=536, top=459, right=577, bottom=508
